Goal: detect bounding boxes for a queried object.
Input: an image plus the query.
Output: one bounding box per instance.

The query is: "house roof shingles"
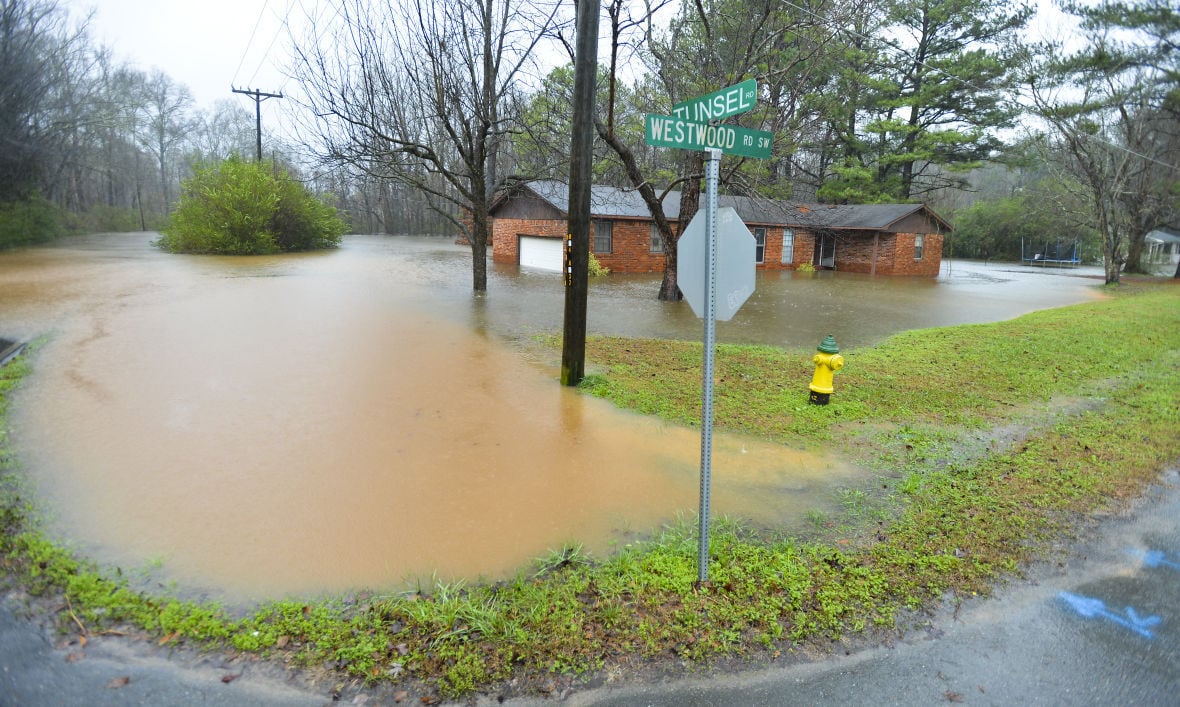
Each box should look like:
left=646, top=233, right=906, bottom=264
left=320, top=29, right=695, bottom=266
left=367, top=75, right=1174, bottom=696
left=513, top=180, right=951, bottom=233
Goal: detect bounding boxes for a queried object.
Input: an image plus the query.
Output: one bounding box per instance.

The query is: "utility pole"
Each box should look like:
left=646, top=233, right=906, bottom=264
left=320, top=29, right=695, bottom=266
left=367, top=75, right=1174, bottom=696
left=231, top=87, right=283, bottom=161
left=560, top=0, right=600, bottom=387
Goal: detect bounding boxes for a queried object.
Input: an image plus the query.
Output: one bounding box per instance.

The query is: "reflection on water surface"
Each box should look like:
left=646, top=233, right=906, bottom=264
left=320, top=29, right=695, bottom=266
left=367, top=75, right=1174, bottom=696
left=0, top=233, right=1103, bottom=600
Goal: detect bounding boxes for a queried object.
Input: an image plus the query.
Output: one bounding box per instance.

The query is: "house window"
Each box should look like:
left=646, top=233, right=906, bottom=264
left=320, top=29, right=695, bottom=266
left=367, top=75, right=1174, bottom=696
left=753, top=227, right=766, bottom=264
left=650, top=224, right=664, bottom=253
left=914, top=234, right=925, bottom=260
left=781, top=229, right=794, bottom=264
left=594, top=220, right=612, bottom=254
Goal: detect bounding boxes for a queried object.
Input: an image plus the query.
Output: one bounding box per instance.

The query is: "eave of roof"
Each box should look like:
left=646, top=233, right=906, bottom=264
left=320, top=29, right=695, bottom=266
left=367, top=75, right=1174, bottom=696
left=1146, top=229, right=1180, bottom=245
left=506, top=180, right=951, bottom=232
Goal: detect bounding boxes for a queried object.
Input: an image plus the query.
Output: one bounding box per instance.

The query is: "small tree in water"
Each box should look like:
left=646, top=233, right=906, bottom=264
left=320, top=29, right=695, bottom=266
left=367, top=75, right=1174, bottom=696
left=157, top=156, right=345, bottom=255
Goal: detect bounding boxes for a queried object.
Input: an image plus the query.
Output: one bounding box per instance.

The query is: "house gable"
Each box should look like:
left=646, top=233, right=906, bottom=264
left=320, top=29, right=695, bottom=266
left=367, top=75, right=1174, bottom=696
left=889, top=211, right=946, bottom=235
left=491, top=188, right=566, bottom=220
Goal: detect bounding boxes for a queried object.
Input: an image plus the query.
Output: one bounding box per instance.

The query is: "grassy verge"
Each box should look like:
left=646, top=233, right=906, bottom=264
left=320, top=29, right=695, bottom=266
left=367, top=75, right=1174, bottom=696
left=577, top=284, right=1177, bottom=438
left=1, top=283, right=1178, bottom=700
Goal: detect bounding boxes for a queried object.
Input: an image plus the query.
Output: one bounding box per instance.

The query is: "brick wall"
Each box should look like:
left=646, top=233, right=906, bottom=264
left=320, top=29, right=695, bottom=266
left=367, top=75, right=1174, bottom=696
left=833, top=232, right=894, bottom=274
left=490, top=216, right=943, bottom=277
left=793, top=231, right=816, bottom=269
left=595, top=220, right=666, bottom=273
left=492, top=217, right=668, bottom=271
left=756, top=228, right=819, bottom=271
left=813, top=232, right=943, bottom=276
left=890, top=233, right=944, bottom=276
left=758, top=227, right=786, bottom=270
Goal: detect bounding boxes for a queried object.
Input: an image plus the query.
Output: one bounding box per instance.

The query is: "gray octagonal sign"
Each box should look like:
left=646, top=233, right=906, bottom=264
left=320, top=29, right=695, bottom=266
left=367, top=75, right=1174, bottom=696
left=677, top=206, right=756, bottom=321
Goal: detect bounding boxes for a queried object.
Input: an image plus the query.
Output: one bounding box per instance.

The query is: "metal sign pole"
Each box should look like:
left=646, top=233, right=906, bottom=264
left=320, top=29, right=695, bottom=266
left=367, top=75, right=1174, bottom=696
left=697, top=147, right=721, bottom=584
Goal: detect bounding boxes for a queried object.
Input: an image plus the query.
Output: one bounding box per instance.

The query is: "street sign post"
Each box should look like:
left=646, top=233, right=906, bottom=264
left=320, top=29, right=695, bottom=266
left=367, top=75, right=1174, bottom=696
left=643, top=82, right=772, bottom=583
left=645, top=114, right=773, bottom=160
left=672, top=78, right=757, bottom=122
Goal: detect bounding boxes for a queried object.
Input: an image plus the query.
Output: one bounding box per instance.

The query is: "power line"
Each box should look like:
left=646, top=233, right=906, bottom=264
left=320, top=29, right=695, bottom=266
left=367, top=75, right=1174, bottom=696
left=248, top=0, right=297, bottom=89
left=273, top=0, right=351, bottom=99
left=232, top=0, right=272, bottom=88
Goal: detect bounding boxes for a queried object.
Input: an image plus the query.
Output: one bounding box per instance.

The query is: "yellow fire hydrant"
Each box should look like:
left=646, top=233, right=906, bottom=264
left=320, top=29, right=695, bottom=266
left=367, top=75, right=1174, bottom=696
left=808, top=335, right=844, bottom=405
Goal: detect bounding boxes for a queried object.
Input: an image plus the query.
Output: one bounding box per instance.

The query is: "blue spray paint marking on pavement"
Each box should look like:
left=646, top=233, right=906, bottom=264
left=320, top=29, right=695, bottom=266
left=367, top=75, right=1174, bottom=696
left=1126, top=547, right=1180, bottom=571
left=1141, top=550, right=1180, bottom=571
left=1058, top=592, right=1162, bottom=638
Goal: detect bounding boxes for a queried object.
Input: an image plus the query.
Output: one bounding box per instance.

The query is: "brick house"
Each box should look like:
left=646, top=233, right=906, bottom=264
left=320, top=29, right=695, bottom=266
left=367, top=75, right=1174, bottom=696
left=488, top=180, right=950, bottom=276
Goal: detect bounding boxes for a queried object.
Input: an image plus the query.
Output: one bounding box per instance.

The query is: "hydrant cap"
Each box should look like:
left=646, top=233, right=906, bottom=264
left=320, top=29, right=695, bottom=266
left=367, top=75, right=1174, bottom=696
left=817, top=335, right=840, bottom=354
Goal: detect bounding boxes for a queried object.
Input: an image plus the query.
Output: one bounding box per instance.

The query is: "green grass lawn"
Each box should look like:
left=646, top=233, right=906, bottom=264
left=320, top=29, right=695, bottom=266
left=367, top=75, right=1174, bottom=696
left=2, top=282, right=1178, bottom=699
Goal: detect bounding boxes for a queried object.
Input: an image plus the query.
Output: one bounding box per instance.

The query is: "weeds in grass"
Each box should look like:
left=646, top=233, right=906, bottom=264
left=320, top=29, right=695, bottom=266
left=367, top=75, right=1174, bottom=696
left=533, top=543, right=591, bottom=577
left=805, top=508, right=828, bottom=529
left=837, top=488, right=869, bottom=518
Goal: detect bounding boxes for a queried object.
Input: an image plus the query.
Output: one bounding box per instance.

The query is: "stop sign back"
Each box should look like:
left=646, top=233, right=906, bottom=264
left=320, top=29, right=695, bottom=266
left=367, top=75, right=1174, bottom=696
left=676, top=206, right=756, bottom=321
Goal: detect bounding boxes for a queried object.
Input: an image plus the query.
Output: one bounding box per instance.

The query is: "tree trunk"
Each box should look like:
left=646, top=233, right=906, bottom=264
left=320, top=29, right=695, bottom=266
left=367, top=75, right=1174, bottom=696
left=1173, top=257, right=1179, bottom=279
left=470, top=233, right=488, bottom=292
left=658, top=235, right=683, bottom=301
left=1124, top=233, right=1147, bottom=274
left=662, top=151, right=703, bottom=301
left=594, top=116, right=677, bottom=300
left=1098, top=204, right=1121, bottom=285
left=468, top=184, right=490, bottom=292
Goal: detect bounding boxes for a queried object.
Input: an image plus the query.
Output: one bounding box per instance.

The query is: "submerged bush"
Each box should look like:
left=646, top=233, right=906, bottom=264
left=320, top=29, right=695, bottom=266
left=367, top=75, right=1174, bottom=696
left=157, top=156, right=345, bottom=255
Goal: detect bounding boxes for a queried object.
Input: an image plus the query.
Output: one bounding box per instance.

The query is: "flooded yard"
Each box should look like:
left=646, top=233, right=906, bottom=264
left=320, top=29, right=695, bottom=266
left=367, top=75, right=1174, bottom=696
left=0, top=233, right=1104, bottom=601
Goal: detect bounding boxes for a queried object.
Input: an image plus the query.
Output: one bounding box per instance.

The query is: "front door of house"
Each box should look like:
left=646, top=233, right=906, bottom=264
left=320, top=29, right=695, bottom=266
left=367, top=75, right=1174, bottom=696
left=814, top=234, right=836, bottom=269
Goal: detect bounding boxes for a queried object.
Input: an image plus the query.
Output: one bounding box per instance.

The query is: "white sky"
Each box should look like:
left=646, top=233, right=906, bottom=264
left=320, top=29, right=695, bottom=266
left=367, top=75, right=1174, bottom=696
left=71, top=0, right=295, bottom=110
left=72, top=0, right=1078, bottom=118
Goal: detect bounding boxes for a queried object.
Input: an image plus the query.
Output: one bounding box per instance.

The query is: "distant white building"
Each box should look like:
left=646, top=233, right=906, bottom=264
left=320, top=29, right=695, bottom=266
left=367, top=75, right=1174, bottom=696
left=1145, top=229, right=1180, bottom=269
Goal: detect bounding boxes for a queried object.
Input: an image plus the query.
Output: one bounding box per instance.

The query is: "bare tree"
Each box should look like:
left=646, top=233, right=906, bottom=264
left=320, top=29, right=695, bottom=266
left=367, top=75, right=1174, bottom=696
left=37, top=15, right=107, bottom=211
left=292, top=0, right=560, bottom=293
left=0, top=0, right=94, bottom=202
left=581, top=0, right=835, bottom=300
left=135, top=69, right=194, bottom=211
left=0, top=0, right=255, bottom=237
left=187, top=99, right=255, bottom=164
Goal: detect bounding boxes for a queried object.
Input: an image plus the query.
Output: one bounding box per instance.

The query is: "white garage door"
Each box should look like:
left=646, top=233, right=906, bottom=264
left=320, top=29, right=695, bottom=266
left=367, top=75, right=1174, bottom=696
left=519, top=236, right=564, bottom=272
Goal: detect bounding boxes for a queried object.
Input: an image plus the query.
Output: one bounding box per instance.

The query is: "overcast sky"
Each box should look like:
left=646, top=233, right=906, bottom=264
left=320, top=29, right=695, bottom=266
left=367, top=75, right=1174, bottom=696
left=71, top=0, right=1073, bottom=118
left=71, top=0, right=295, bottom=110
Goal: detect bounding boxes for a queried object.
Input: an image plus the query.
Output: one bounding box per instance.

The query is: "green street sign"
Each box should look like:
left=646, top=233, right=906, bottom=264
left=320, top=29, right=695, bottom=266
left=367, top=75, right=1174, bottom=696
left=644, top=113, right=773, bottom=160
left=673, top=79, right=758, bottom=122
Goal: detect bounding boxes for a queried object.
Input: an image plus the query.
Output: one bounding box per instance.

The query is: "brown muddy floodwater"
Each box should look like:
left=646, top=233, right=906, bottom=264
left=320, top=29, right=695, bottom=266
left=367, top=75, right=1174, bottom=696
left=0, top=233, right=1104, bottom=601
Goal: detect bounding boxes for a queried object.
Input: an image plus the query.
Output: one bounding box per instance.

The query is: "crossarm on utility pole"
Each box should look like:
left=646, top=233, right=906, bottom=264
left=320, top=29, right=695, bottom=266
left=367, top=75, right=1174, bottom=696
left=232, top=87, right=284, bottom=161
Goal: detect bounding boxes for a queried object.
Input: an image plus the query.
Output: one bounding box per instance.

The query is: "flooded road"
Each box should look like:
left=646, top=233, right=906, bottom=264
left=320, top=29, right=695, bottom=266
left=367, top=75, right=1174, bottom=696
left=0, top=234, right=1104, bottom=601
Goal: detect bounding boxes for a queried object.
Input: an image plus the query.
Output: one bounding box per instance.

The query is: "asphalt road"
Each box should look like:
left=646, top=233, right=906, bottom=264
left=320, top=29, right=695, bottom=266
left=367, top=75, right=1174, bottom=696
left=0, top=600, right=324, bottom=707
left=3, top=468, right=1178, bottom=706
left=545, top=468, right=1180, bottom=707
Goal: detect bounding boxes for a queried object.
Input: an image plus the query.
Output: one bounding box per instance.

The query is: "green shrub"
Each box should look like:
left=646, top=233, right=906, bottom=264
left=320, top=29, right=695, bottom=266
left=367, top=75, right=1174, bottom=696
left=269, top=174, right=348, bottom=251
left=588, top=252, right=610, bottom=276
left=0, top=195, right=62, bottom=249
left=157, top=156, right=345, bottom=255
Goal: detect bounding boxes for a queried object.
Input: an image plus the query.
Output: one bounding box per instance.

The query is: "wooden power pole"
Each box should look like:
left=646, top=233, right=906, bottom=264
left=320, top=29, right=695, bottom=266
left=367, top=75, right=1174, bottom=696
left=560, top=0, right=600, bottom=387
left=231, top=87, right=283, bottom=161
